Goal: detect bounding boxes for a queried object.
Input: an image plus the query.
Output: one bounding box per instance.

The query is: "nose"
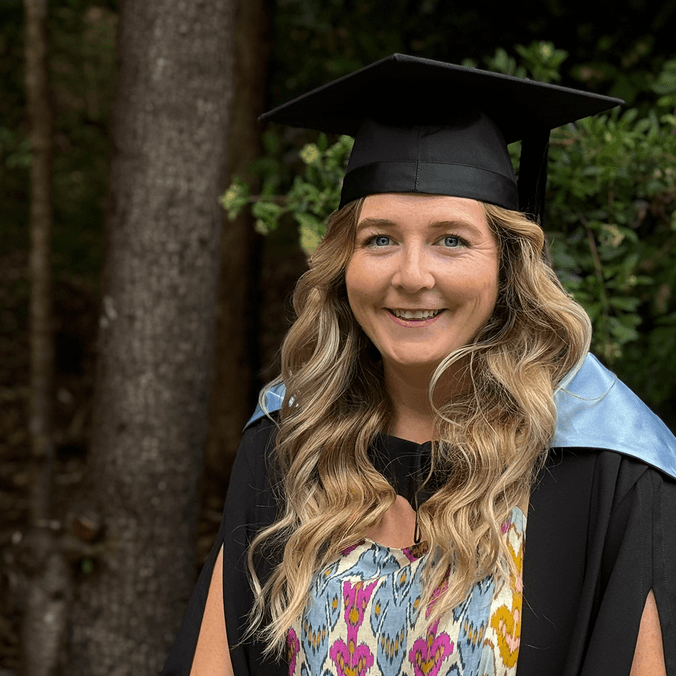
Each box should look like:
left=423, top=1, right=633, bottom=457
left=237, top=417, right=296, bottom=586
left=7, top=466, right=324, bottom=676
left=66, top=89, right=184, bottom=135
left=391, top=246, right=435, bottom=292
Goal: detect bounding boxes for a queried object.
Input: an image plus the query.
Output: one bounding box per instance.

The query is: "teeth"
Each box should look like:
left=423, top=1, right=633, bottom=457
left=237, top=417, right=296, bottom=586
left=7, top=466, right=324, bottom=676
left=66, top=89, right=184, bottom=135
left=391, top=309, right=441, bottom=320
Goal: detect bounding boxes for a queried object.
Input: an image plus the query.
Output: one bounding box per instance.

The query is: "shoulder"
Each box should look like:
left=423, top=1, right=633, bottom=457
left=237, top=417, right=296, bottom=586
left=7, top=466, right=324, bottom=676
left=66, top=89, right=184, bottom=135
left=544, top=446, right=676, bottom=504
left=221, top=414, right=281, bottom=544
left=241, top=411, right=278, bottom=448
left=531, top=446, right=676, bottom=583
left=552, top=354, right=676, bottom=480
left=243, top=382, right=286, bottom=431
left=533, top=446, right=676, bottom=555
left=229, top=413, right=280, bottom=490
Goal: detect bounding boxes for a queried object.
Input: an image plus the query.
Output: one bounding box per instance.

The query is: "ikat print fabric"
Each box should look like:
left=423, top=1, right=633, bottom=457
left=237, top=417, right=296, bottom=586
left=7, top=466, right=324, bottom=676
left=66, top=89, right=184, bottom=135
left=286, top=507, right=525, bottom=676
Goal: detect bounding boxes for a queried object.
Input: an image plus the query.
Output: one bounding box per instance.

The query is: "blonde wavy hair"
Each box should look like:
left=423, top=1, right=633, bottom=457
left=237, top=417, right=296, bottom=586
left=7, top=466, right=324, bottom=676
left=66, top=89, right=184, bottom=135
left=247, top=197, right=591, bottom=655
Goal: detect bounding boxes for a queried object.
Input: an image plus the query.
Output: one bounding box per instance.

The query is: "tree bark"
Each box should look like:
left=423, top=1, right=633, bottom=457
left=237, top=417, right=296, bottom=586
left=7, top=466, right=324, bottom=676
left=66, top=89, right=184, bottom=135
left=67, top=1, right=235, bottom=674
left=21, top=2, right=71, bottom=676
left=206, top=0, right=272, bottom=483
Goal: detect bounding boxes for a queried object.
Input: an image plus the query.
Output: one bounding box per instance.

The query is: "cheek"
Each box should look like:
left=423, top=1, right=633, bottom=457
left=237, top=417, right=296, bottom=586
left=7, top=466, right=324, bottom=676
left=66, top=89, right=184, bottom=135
left=473, top=255, right=500, bottom=305
left=344, top=262, right=358, bottom=306
left=474, top=276, right=498, bottom=319
left=477, top=273, right=500, bottom=325
left=445, top=266, right=499, bottom=318
left=344, top=263, right=364, bottom=326
left=345, top=257, right=376, bottom=307
left=484, top=275, right=500, bottom=309
left=344, top=259, right=385, bottom=343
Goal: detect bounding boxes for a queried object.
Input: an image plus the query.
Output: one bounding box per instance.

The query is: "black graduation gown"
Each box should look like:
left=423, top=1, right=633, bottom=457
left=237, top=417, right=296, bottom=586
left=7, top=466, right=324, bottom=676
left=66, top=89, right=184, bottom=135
left=161, top=415, right=676, bottom=676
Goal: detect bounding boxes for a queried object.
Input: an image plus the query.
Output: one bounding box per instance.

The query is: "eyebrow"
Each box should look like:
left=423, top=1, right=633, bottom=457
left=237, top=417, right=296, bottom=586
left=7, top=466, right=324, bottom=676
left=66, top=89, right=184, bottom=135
left=356, top=217, right=484, bottom=238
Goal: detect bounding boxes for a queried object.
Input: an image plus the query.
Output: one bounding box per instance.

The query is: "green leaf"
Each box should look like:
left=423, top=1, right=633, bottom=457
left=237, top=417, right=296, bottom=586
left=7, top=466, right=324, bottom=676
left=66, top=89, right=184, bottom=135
left=261, top=129, right=282, bottom=155
left=297, top=212, right=325, bottom=256
left=299, top=143, right=322, bottom=167
left=609, top=295, right=640, bottom=312
left=219, top=177, right=250, bottom=220
left=251, top=199, right=284, bottom=234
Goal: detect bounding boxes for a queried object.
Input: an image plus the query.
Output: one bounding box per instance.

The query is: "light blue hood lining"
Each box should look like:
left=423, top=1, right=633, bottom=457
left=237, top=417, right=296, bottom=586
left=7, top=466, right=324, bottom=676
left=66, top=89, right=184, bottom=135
left=245, top=354, right=676, bottom=479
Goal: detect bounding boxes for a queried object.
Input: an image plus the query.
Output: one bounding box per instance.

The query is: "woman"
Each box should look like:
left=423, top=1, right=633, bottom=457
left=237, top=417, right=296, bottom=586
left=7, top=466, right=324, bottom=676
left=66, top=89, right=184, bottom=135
left=162, top=55, right=676, bottom=676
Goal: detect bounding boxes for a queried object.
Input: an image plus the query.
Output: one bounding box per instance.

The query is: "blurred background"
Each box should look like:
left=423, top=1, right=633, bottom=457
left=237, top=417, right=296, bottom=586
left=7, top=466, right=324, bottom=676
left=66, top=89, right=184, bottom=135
left=2, top=0, right=676, bottom=674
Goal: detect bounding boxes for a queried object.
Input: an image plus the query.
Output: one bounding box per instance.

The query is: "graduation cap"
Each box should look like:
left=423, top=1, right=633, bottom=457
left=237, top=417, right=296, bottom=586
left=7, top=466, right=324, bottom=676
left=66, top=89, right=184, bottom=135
left=260, top=54, right=623, bottom=225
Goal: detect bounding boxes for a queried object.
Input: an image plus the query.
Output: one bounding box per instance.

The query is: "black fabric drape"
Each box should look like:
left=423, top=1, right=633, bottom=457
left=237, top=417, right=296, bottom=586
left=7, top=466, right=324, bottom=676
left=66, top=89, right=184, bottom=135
left=162, top=418, right=676, bottom=676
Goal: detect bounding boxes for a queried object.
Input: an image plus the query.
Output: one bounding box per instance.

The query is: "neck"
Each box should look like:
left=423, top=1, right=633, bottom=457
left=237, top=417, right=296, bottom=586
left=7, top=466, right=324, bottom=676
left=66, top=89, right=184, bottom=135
left=384, top=361, right=462, bottom=444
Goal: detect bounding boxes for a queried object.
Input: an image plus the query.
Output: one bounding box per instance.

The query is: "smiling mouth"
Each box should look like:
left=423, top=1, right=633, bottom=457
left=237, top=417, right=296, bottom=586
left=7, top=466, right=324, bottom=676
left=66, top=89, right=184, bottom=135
left=388, top=309, right=444, bottom=320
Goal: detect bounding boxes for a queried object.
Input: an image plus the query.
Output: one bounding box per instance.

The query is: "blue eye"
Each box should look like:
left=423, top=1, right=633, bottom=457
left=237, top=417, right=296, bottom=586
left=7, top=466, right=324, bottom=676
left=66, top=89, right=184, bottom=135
left=443, top=236, right=462, bottom=248
left=370, top=235, right=391, bottom=247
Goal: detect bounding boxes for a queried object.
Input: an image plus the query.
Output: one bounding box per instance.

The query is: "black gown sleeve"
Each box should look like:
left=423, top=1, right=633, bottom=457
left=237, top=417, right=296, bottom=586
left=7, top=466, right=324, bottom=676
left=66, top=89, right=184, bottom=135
left=520, top=448, right=676, bottom=676
left=161, top=417, right=286, bottom=676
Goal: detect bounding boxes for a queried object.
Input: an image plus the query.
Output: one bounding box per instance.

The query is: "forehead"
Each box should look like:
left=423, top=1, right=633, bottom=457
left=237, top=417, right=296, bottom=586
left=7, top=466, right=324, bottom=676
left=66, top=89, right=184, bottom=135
left=357, top=193, right=491, bottom=235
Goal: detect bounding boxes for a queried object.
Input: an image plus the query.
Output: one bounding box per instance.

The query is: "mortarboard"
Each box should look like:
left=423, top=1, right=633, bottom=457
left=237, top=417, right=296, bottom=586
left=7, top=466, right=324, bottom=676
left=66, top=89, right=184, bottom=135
left=260, top=54, right=623, bottom=225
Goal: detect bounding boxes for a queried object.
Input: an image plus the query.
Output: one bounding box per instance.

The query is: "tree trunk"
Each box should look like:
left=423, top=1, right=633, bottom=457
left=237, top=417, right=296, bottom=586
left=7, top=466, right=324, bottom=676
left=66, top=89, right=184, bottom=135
left=24, top=0, right=52, bottom=531
left=21, top=2, right=71, bottom=675
left=206, top=0, right=272, bottom=484
left=67, top=1, right=235, bottom=674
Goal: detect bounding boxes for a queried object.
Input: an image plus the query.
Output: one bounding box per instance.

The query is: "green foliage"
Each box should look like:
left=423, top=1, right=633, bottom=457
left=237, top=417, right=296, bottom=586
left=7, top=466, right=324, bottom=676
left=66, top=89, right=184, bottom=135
left=463, top=42, right=568, bottom=84
left=49, top=4, right=116, bottom=276
left=514, top=42, right=568, bottom=84
left=547, top=107, right=676, bottom=362
left=0, top=125, right=31, bottom=252
left=266, top=0, right=676, bottom=110
left=222, top=41, right=676, bottom=422
left=0, top=126, right=30, bottom=169
left=221, top=133, right=353, bottom=255
left=0, top=1, right=115, bottom=276
left=651, top=57, right=676, bottom=111
left=481, top=45, right=676, bottom=391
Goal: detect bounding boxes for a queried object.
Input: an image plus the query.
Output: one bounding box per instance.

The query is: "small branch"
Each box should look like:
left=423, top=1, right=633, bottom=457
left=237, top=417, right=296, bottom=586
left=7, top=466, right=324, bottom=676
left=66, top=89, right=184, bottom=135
left=548, top=137, right=577, bottom=147
left=581, top=215, right=611, bottom=345
left=638, top=231, right=676, bottom=273
left=247, top=194, right=287, bottom=204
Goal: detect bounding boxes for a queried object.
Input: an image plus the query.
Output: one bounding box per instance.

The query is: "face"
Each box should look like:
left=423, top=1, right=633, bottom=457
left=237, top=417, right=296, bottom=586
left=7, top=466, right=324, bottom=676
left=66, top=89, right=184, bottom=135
left=345, top=193, right=500, bottom=379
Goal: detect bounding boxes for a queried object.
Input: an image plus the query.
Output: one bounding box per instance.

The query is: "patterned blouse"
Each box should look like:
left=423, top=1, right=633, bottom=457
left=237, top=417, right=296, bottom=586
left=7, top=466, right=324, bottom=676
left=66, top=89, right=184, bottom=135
left=286, top=507, right=525, bottom=676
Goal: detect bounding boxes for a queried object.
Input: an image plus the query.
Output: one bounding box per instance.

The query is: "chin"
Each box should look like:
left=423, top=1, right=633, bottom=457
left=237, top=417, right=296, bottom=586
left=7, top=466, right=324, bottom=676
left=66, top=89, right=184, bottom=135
left=387, top=354, right=446, bottom=372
